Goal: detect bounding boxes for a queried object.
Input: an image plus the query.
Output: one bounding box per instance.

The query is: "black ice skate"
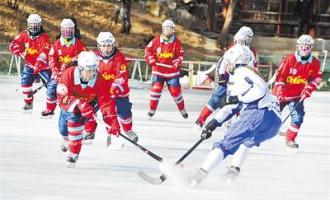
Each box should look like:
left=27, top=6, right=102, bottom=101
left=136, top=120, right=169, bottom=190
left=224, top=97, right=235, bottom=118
left=40, top=109, right=55, bottom=119
left=180, top=109, right=188, bottom=119
left=83, top=132, right=95, bottom=145
left=60, top=140, right=68, bottom=152
left=188, top=168, right=208, bottom=187
left=22, top=103, right=33, bottom=113
left=124, top=130, right=138, bottom=143
left=66, top=153, right=79, bottom=168
left=286, top=140, right=299, bottom=149
left=224, top=166, right=240, bottom=185
left=147, top=110, right=155, bottom=119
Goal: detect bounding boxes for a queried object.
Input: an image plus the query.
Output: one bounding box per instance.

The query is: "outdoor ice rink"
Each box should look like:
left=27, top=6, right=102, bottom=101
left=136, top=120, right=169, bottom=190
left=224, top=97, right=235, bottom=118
left=1, top=76, right=329, bottom=200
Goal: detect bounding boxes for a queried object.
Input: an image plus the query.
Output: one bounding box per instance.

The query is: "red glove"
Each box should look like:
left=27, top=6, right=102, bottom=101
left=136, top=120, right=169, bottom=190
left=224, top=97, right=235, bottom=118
left=105, top=117, right=120, bottom=136
left=275, top=85, right=286, bottom=102
left=77, top=100, right=94, bottom=119
left=301, top=86, right=314, bottom=99
left=110, top=86, right=120, bottom=98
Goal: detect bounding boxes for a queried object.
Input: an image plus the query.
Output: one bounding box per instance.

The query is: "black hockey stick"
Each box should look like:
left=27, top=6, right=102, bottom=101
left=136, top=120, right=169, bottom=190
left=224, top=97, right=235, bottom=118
left=119, top=133, right=163, bottom=162
left=137, top=137, right=204, bottom=185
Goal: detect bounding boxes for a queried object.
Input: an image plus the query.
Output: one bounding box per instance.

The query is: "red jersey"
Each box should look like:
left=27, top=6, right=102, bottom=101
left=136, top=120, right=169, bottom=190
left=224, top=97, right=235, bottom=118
left=49, top=38, right=86, bottom=78
left=273, top=53, right=322, bottom=101
left=9, top=31, right=50, bottom=70
left=95, top=49, right=130, bottom=97
left=57, top=67, right=117, bottom=122
left=145, top=35, right=184, bottom=78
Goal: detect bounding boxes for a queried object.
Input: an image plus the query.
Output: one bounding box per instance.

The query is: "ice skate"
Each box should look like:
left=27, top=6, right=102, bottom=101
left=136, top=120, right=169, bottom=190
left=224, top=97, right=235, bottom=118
left=66, top=153, right=79, bottom=168
left=147, top=110, right=155, bottom=120
left=224, top=166, right=240, bottom=186
left=124, top=130, right=138, bottom=143
left=40, top=109, right=55, bottom=119
left=188, top=168, right=208, bottom=187
left=60, top=140, right=68, bottom=152
left=22, top=103, right=33, bottom=113
left=286, top=140, right=299, bottom=149
left=83, top=132, right=95, bottom=145
left=180, top=109, right=188, bottom=119
left=106, top=135, right=112, bottom=147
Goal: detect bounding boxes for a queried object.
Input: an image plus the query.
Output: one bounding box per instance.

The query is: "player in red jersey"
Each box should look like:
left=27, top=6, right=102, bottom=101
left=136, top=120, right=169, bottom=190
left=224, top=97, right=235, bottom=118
left=57, top=51, right=120, bottom=167
left=9, top=14, right=51, bottom=112
left=144, top=19, right=188, bottom=119
left=89, top=31, right=138, bottom=144
left=273, top=34, right=322, bottom=148
left=43, top=18, right=87, bottom=118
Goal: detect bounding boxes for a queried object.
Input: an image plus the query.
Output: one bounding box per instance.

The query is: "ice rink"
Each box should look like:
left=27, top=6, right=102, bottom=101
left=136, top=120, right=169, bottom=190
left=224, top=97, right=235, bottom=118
left=1, top=76, right=330, bottom=200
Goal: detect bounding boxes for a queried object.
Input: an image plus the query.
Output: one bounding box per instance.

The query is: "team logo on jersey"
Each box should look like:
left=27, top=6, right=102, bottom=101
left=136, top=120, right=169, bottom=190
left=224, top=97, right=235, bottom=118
left=120, top=64, right=127, bottom=71
left=157, top=51, right=174, bottom=59
left=59, top=55, right=72, bottom=65
left=286, top=75, right=307, bottom=85
left=25, top=47, right=38, bottom=55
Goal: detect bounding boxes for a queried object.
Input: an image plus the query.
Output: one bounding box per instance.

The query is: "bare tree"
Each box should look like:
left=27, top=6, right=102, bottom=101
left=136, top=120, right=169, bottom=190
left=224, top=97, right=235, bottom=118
left=219, top=0, right=237, bottom=47
left=7, top=0, right=22, bottom=9
left=206, top=0, right=216, bottom=32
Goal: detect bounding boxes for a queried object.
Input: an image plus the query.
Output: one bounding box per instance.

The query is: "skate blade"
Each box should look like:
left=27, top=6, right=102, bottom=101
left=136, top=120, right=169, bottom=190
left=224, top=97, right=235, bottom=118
left=66, top=162, right=76, bottom=168
left=285, top=146, right=299, bottom=153
left=83, top=139, right=94, bottom=145
left=193, top=124, right=202, bottom=131
left=40, top=115, right=53, bottom=119
left=22, top=110, right=33, bottom=114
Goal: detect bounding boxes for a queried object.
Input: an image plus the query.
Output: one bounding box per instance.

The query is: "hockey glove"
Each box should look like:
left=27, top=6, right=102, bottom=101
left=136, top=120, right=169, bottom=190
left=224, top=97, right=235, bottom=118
left=226, top=95, right=239, bottom=105
left=201, top=119, right=219, bottom=140
left=77, top=100, right=94, bottom=120
left=110, top=86, right=120, bottom=99
left=218, top=74, right=228, bottom=86
left=105, top=117, right=120, bottom=137
left=301, top=85, right=315, bottom=99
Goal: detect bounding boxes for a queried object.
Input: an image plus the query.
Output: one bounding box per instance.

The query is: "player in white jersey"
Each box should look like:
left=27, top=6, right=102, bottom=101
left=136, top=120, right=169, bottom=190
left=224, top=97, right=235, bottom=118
left=189, top=45, right=282, bottom=187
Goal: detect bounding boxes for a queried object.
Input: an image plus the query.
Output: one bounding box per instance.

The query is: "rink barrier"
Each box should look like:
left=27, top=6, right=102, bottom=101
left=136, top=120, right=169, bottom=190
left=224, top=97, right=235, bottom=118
left=5, top=53, right=274, bottom=90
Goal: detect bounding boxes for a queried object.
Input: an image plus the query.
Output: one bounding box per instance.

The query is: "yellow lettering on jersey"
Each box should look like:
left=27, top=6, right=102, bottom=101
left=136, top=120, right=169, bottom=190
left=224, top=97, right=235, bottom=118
left=25, top=48, right=38, bottom=55
left=120, top=64, right=127, bottom=71
left=286, top=76, right=307, bottom=85
left=157, top=51, right=174, bottom=59
left=102, top=73, right=115, bottom=81
left=59, top=55, right=72, bottom=65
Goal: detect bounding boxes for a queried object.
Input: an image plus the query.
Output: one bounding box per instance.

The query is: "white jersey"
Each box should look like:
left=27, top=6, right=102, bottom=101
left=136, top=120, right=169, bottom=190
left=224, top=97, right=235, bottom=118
left=217, top=44, right=256, bottom=76
left=213, top=66, right=281, bottom=124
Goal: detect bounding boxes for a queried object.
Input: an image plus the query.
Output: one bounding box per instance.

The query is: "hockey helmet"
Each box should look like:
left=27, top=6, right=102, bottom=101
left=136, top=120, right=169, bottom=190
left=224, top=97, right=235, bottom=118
left=97, top=32, right=116, bottom=57
left=77, top=51, right=99, bottom=81
left=60, top=18, right=75, bottom=39
left=162, top=19, right=175, bottom=37
left=296, top=34, right=314, bottom=57
left=27, top=14, right=42, bottom=33
left=234, top=26, right=253, bottom=46
left=226, top=44, right=254, bottom=74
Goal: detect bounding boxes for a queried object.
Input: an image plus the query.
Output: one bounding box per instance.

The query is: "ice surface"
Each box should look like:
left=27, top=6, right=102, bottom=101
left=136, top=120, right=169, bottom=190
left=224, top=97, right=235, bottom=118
left=1, top=76, right=329, bottom=200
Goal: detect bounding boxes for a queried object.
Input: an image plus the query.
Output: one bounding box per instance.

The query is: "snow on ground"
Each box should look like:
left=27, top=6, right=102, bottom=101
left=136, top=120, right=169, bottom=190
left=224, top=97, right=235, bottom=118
left=0, top=76, right=330, bottom=200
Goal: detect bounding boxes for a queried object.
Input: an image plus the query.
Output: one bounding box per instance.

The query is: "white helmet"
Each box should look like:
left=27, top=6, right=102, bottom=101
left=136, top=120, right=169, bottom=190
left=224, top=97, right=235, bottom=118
left=97, top=32, right=116, bottom=45
left=225, top=44, right=254, bottom=73
left=27, top=14, right=42, bottom=33
left=296, top=34, right=314, bottom=57
left=78, top=51, right=98, bottom=72
left=234, top=26, right=253, bottom=46
left=60, top=19, right=75, bottom=39
left=162, top=19, right=175, bottom=28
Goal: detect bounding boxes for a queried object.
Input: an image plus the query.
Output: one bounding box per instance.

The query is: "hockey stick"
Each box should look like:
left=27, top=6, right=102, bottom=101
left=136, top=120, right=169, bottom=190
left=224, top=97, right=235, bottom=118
left=282, top=98, right=304, bottom=124
left=137, top=137, right=204, bottom=185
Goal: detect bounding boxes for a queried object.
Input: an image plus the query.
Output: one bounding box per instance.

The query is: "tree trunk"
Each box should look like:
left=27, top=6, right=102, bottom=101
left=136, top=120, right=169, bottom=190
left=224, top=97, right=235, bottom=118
left=206, top=0, right=216, bottom=32
left=220, top=0, right=237, bottom=35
